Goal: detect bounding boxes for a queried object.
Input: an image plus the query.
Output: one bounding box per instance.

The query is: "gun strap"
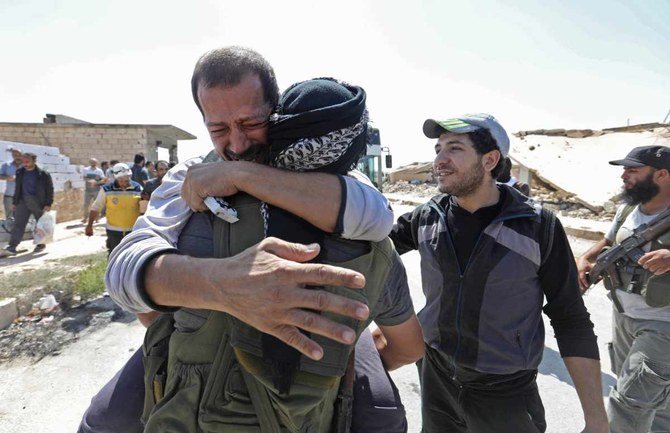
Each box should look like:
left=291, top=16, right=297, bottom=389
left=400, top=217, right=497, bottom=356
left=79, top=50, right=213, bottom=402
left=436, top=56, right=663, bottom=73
left=332, top=349, right=356, bottom=433
left=612, top=204, right=636, bottom=240
left=610, top=286, right=625, bottom=313
left=239, top=356, right=283, bottom=433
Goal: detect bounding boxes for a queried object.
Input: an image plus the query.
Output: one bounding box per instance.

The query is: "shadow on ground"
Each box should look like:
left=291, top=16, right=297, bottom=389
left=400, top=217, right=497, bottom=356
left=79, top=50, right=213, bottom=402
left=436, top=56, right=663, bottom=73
left=0, top=295, right=136, bottom=363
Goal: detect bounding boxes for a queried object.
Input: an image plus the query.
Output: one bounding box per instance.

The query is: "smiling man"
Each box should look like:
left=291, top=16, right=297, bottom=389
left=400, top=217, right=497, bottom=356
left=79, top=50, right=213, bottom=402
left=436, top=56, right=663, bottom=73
left=389, top=114, right=609, bottom=433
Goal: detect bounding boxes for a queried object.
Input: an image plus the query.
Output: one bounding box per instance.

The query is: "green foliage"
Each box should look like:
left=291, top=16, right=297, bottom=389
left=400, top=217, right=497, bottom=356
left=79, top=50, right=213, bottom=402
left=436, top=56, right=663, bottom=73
left=73, top=256, right=108, bottom=299
left=0, top=252, right=108, bottom=301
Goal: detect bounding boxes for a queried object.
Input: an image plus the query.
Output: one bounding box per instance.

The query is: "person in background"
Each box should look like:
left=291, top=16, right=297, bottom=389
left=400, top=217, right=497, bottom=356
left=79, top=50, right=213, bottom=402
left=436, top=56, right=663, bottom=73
left=140, top=160, right=169, bottom=201
left=105, top=159, right=119, bottom=182
left=577, top=145, right=670, bottom=433
left=145, top=160, right=157, bottom=179
left=496, top=156, right=530, bottom=196
left=82, top=158, right=105, bottom=223
left=0, top=146, right=22, bottom=222
left=100, top=161, right=110, bottom=181
left=130, top=153, right=149, bottom=185
left=85, top=163, right=142, bottom=254
left=3, top=152, right=54, bottom=255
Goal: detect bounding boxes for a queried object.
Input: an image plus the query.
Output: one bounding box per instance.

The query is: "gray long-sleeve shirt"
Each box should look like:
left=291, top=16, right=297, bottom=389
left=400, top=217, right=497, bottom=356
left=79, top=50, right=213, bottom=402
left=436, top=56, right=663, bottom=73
left=106, top=156, right=395, bottom=313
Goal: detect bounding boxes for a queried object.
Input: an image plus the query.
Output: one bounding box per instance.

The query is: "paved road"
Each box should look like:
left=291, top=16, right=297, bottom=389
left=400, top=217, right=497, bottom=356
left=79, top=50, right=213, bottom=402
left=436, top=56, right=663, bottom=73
left=0, top=204, right=614, bottom=432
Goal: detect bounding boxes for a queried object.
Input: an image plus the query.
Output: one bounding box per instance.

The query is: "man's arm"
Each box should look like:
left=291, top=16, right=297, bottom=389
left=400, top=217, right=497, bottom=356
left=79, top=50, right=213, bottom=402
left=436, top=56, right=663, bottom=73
left=389, top=210, right=420, bottom=255
left=563, top=357, right=609, bottom=433
left=144, top=238, right=369, bottom=361
left=540, top=219, right=607, bottom=431
left=0, top=164, right=12, bottom=181
left=106, top=157, right=373, bottom=360
left=44, top=171, right=54, bottom=207
left=180, top=161, right=393, bottom=240
left=369, top=250, right=424, bottom=370
left=12, top=170, right=22, bottom=206
left=84, top=189, right=106, bottom=236
left=372, top=316, right=424, bottom=371
left=637, top=248, right=670, bottom=275
left=576, top=238, right=610, bottom=291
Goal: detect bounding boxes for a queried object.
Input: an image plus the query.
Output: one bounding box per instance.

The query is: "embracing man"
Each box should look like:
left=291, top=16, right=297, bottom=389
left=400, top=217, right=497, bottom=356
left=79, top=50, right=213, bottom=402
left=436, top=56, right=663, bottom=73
left=79, top=46, right=422, bottom=433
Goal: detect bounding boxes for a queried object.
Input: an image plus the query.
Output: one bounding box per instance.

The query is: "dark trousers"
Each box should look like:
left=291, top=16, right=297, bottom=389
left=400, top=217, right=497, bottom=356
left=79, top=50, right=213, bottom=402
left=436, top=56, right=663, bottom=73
left=78, top=328, right=407, bottom=433
left=9, top=195, right=43, bottom=248
left=78, top=348, right=145, bottom=433
left=418, top=345, right=546, bottom=433
left=106, top=230, right=128, bottom=255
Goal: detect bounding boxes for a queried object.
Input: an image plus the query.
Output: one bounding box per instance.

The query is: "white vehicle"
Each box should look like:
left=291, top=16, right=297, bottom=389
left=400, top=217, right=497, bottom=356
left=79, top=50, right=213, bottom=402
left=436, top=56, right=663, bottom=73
left=357, top=125, right=392, bottom=191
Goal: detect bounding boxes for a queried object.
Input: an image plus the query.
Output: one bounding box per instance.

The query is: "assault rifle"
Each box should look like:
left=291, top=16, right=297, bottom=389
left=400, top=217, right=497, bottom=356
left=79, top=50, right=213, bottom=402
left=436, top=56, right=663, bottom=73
left=587, top=207, right=670, bottom=312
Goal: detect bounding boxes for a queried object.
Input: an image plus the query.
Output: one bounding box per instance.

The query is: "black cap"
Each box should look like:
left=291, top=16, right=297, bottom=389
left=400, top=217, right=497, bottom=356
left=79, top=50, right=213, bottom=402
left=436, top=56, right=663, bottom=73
left=609, top=145, right=670, bottom=170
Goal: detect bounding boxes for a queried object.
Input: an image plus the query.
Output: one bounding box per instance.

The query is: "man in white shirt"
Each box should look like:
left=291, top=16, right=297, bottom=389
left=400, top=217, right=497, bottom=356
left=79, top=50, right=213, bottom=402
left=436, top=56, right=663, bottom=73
left=81, top=158, right=105, bottom=223
left=578, top=145, right=670, bottom=433
left=0, top=146, right=23, bottom=222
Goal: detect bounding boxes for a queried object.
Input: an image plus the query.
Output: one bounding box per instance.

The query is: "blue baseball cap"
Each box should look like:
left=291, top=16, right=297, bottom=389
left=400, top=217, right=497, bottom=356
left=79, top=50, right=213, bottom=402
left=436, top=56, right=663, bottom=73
left=423, top=113, right=510, bottom=157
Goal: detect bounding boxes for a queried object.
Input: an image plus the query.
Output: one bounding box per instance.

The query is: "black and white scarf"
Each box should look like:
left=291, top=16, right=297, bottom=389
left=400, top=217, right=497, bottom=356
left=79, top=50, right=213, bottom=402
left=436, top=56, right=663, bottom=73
left=207, top=78, right=369, bottom=394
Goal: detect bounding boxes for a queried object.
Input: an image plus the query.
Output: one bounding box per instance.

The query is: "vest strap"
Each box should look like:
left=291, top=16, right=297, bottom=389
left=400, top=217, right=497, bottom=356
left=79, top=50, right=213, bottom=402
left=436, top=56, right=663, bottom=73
left=239, top=363, right=283, bottom=433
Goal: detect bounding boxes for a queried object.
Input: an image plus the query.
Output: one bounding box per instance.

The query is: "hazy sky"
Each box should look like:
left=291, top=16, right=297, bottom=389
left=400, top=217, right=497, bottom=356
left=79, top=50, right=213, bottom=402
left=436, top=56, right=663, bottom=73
left=1, top=0, right=668, bottom=166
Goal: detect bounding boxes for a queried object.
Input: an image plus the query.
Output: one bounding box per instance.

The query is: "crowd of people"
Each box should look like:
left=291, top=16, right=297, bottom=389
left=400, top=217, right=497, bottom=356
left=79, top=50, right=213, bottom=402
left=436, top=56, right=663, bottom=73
left=2, top=45, right=668, bottom=433
left=1, top=147, right=173, bottom=256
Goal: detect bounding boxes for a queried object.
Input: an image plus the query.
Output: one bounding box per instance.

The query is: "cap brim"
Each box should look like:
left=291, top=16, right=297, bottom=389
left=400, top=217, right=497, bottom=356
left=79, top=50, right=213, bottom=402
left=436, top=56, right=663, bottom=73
left=423, top=118, right=478, bottom=139
left=609, top=158, right=646, bottom=167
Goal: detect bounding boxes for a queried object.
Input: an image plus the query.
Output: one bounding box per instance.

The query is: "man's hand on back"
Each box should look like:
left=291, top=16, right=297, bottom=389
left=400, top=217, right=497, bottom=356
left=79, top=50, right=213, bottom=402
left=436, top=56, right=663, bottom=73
left=209, top=238, right=370, bottom=361
left=146, top=238, right=370, bottom=361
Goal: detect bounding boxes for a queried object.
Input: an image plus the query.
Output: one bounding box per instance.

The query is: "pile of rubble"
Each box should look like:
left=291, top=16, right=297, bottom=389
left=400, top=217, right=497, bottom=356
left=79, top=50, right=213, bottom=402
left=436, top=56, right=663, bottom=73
left=531, top=178, right=617, bottom=222
left=383, top=179, right=618, bottom=222
left=383, top=180, right=438, bottom=198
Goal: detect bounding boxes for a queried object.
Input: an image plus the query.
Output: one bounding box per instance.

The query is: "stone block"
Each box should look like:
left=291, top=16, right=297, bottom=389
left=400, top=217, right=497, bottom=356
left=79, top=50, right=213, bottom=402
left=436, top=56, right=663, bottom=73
left=0, top=298, right=18, bottom=330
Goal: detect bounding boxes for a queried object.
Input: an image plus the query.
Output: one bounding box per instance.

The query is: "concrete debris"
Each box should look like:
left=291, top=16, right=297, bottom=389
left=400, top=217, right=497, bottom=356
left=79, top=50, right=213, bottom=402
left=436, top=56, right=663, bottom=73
left=510, top=127, right=670, bottom=211
left=383, top=178, right=617, bottom=223
left=0, top=298, right=18, bottom=331
left=387, top=162, right=434, bottom=183
left=383, top=180, right=438, bottom=197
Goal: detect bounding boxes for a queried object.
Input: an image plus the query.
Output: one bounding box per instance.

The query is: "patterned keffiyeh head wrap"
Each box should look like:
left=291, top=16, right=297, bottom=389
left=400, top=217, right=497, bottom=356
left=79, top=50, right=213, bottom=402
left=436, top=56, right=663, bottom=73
left=268, top=77, right=369, bottom=175
left=260, top=78, right=371, bottom=394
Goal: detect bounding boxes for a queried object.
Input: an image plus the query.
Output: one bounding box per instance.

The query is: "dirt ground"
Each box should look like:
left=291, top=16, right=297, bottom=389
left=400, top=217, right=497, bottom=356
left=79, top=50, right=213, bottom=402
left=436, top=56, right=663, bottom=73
left=0, top=219, right=118, bottom=363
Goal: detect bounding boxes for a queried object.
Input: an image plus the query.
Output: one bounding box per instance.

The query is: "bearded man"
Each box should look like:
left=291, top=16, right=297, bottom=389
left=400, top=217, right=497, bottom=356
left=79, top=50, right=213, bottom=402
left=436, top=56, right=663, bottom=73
left=390, top=114, right=609, bottom=433
left=578, top=145, right=670, bottom=433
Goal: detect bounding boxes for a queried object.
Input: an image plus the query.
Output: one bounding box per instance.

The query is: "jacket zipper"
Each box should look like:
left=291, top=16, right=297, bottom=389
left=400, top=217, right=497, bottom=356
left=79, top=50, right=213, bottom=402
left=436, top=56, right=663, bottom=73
left=429, top=199, right=536, bottom=380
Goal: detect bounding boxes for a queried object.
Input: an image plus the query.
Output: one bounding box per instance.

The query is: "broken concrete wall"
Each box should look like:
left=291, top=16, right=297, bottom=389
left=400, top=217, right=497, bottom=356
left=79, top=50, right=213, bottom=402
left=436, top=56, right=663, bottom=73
left=509, top=126, right=670, bottom=211
left=387, top=162, right=434, bottom=183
